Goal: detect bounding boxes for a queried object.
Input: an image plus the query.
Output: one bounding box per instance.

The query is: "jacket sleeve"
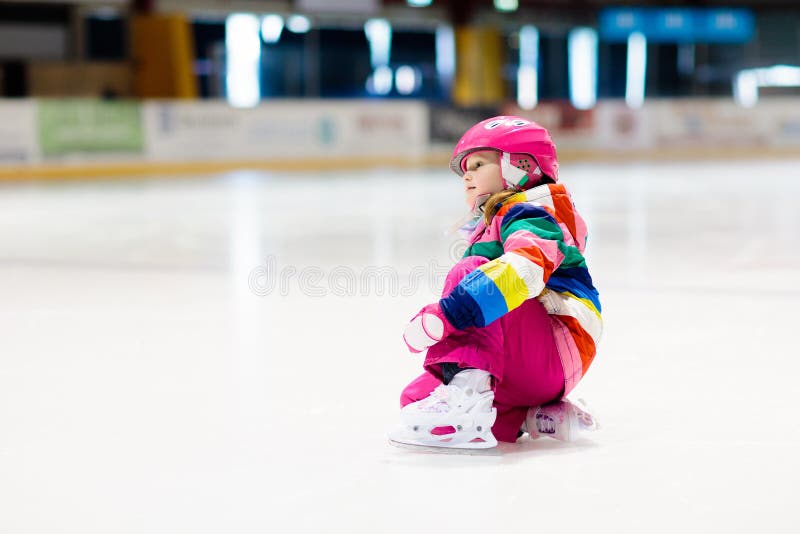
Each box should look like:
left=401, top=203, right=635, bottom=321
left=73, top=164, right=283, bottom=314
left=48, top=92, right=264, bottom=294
left=439, top=203, right=584, bottom=329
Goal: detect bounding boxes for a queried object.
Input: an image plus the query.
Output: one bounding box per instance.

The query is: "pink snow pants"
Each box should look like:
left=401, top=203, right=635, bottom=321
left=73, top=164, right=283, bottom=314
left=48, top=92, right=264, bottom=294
left=400, top=256, right=565, bottom=443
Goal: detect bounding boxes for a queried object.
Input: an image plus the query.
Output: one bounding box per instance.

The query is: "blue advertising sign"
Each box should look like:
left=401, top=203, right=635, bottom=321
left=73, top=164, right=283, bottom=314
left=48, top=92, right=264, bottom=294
left=599, top=7, right=754, bottom=43
left=598, top=8, right=645, bottom=41
left=651, top=8, right=694, bottom=43
left=700, top=9, right=755, bottom=43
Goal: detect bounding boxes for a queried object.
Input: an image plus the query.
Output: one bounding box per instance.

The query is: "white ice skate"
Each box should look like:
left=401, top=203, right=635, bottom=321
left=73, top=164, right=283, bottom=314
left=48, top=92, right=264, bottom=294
left=388, top=369, right=498, bottom=451
left=524, top=398, right=599, bottom=442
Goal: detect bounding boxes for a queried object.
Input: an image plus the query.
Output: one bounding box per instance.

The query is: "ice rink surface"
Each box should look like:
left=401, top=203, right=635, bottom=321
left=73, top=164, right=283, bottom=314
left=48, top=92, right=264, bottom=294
left=1, top=159, right=799, bottom=533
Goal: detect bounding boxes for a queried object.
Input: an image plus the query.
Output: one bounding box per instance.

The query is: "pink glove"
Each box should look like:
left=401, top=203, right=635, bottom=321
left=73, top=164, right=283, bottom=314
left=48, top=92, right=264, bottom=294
left=403, top=303, right=455, bottom=353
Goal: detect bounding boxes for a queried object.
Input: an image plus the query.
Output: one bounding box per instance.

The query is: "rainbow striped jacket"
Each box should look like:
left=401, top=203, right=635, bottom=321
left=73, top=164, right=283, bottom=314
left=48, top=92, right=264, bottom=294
left=440, top=182, right=602, bottom=395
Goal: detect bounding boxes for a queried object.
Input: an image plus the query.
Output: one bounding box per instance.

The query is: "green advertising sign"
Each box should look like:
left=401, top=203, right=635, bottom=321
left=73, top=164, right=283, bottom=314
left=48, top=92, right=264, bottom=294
left=37, top=100, right=144, bottom=157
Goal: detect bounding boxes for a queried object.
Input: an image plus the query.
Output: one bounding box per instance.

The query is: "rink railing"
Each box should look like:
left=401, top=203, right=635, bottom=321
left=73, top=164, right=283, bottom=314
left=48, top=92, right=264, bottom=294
left=2, top=97, right=800, bottom=179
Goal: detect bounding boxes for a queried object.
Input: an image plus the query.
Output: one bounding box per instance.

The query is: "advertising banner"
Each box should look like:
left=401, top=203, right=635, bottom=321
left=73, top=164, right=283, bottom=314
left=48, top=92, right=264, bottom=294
left=331, top=101, right=429, bottom=156
left=593, top=102, right=652, bottom=150
left=648, top=99, right=768, bottom=148
left=143, top=100, right=428, bottom=161
left=0, top=100, right=38, bottom=163
left=37, top=100, right=144, bottom=157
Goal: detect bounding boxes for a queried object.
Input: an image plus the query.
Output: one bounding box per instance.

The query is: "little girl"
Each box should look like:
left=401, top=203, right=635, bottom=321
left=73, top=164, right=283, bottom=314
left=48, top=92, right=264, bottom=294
left=389, top=116, right=602, bottom=450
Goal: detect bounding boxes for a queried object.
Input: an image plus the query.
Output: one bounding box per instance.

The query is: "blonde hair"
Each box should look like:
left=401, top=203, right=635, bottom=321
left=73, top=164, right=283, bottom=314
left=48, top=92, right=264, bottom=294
left=483, top=190, right=522, bottom=225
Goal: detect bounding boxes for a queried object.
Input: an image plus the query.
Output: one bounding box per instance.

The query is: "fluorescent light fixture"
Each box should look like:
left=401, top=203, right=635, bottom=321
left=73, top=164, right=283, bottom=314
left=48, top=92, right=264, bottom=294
left=407, top=0, right=432, bottom=6
left=226, top=14, right=261, bottom=108
left=435, top=24, right=455, bottom=82
left=494, top=0, right=518, bottom=12
left=733, top=65, right=800, bottom=107
left=395, top=65, right=419, bottom=95
left=568, top=27, right=598, bottom=110
left=754, top=64, right=800, bottom=86
left=364, top=18, right=392, bottom=69
left=260, top=14, right=283, bottom=44
left=367, top=65, right=393, bottom=95
left=519, top=25, right=539, bottom=67
left=734, top=71, right=759, bottom=108
left=625, top=32, right=647, bottom=108
left=517, top=66, right=538, bottom=110
left=517, top=25, right=539, bottom=110
left=286, top=15, right=311, bottom=33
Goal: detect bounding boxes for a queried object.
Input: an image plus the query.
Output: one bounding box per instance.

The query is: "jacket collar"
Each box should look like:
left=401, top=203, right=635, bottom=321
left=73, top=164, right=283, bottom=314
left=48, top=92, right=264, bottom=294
left=464, top=183, right=557, bottom=244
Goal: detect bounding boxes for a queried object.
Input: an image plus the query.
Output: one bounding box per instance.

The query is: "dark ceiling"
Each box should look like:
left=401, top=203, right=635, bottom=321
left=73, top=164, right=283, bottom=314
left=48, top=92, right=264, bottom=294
left=384, top=0, right=798, bottom=5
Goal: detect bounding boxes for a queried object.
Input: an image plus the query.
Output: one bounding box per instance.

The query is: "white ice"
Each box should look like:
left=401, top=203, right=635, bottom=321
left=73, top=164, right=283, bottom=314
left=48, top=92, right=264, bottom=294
left=1, top=160, right=799, bottom=533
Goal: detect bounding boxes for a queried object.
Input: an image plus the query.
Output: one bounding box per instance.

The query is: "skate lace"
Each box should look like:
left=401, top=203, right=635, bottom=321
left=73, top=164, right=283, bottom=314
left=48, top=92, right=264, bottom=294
left=419, top=384, right=464, bottom=413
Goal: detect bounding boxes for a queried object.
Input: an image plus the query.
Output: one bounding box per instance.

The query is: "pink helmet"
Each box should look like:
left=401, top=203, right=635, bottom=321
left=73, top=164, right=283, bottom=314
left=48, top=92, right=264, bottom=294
left=450, top=116, right=559, bottom=189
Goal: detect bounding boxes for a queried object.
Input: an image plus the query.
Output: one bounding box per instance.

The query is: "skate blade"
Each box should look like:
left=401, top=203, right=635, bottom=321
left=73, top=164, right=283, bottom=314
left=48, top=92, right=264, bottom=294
left=387, top=437, right=502, bottom=456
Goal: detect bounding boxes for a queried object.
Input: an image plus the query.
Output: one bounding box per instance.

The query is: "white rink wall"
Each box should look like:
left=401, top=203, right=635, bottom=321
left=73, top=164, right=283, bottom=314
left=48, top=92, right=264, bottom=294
left=504, top=97, right=800, bottom=153
left=0, top=99, right=430, bottom=168
left=1, top=97, right=800, bottom=174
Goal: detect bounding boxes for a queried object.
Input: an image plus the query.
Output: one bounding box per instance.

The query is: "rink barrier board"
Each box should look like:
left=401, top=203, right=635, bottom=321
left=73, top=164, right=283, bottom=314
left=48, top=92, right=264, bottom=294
left=2, top=97, right=800, bottom=180
left=4, top=146, right=800, bottom=181
left=0, top=155, right=446, bottom=181
left=0, top=98, right=431, bottom=170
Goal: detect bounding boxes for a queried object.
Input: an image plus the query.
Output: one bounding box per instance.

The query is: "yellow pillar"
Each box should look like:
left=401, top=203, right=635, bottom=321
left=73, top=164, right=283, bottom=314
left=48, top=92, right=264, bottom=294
left=131, top=13, right=197, bottom=98
left=452, top=26, right=505, bottom=107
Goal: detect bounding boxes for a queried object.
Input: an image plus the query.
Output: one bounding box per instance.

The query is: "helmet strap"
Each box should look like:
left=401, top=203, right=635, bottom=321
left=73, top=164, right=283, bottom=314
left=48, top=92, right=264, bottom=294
left=470, top=192, right=491, bottom=212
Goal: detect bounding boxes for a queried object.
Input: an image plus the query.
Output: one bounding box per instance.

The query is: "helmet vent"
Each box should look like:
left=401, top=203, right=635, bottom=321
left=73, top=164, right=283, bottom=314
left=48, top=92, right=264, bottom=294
left=516, top=158, right=532, bottom=171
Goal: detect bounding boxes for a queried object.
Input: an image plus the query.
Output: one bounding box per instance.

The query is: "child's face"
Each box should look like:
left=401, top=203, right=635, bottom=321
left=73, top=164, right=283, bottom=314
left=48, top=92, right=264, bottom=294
left=462, top=150, right=504, bottom=208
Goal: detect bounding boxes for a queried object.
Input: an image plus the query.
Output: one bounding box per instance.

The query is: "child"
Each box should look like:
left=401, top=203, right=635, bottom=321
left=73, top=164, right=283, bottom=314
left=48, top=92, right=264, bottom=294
left=389, top=116, right=602, bottom=450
